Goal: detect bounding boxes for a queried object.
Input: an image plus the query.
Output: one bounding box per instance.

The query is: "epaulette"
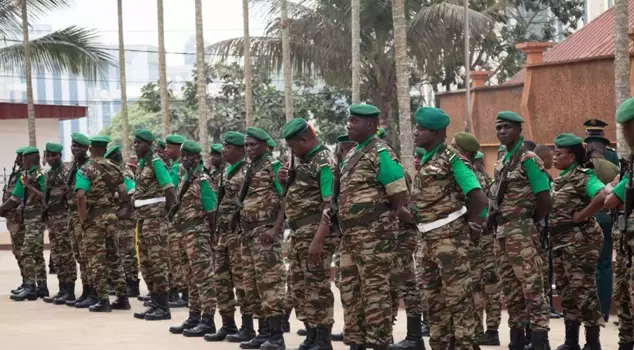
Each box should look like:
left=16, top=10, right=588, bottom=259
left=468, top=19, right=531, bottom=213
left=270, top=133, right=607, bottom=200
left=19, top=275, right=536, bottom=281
left=581, top=168, right=593, bottom=175
left=444, top=147, right=456, bottom=162
left=607, top=147, right=616, bottom=152
left=377, top=144, right=387, bottom=153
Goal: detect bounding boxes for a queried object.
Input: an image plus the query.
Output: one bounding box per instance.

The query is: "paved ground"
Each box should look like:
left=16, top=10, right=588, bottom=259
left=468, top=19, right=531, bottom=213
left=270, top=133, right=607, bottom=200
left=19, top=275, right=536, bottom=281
left=0, top=250, right=620, bottom=349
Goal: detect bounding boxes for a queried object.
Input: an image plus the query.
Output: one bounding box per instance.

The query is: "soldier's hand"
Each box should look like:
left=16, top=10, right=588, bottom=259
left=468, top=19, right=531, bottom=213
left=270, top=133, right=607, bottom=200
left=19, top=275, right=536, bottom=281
left=258, top=229, right=276, bottom=246
left=468, top=221, right=483, bottom=243
left=572, top=211, right=585, bottom=223
left=320, top=209, right=331, bottom=227
left=278, top=166, right=289, bottom=183
left=308, top=238, right=323, bottom=266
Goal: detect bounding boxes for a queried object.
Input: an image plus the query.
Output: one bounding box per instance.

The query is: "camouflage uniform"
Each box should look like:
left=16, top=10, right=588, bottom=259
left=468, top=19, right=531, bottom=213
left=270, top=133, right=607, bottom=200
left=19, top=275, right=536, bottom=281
left=240, top=154, right=286, bottom=318
left=338, top=136, right=406, bottom=346
left=134, top=152, right=174, bottom=296
left=411, top=144, right=477, bottom=350
left=168, top=160, right=186, bottom=293
left=491, top=143, right=550, bottom=333
left=215, top=159, right=249, bottom=316
left=45, top=162, right=77, bottom=284
left=173, top=164, right=217, bottom=315
left=615, top=223, right=634, bottom=344
left=3, top=166, right=25, bottom=282
left=285, top=145, right=337, bottom=327
left=549, top=165, right=604, bottom=327
left=75, top=157, right=127, bottom=300
left=64, top=159, right=91, bottom=287
left=118, top=163, right=138, bottom=281
left=209, top=166, right=222, bottom=191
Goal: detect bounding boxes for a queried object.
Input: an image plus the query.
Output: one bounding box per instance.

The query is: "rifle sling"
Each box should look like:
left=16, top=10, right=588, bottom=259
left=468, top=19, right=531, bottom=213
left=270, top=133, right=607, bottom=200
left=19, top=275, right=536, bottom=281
left=493, top=146, right=523, bottom=208
left=341, top=137, right=378, bottom=178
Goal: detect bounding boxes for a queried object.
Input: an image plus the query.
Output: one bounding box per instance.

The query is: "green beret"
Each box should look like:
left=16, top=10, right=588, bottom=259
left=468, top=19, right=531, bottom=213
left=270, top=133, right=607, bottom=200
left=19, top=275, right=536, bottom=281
left=21, top=146, right=39, bottom=156
left=267, top=138, right=277, bottom=148
left=584, top=136, right=610, bottom=145
left=349, top=104, right=381, bottom=118
left=377, top=128, right=387, bottom=139
left=554, top=133, right=583, bottom=148
left=282, top=118, right=310, bottom=139
left=223, top=131, right=245, bottom=146
left=415, top=147, right=426, bottom=158
left=135, top=129, right=156, bottom=143
left=336, top=134, right=354, bottom=143
left=211, top=143, right=223, bottom=154
left=156, top=140, right=166, bottom=149
left=617, top=97, right=634, bottom=124
left=246, top=127, right=272, bottom=142
left=496, top=111, right=525, bottom=124
left=414, top=107, right=450, bottom=130
left=71, top=132, right=90, bottom=146
left=454, top=132, right=480, bottom=153
left=105, top=145, right=121, bottom=158
left=181, top=140, right=202, bottom=154
left=166, top=134, right=185, bottom=145
left=45, top=142, right=63, bottom=153
left=90, top=135, right=111, bottom=147
left=16, top=146, right=27, bottom=154
left=474, top=151, right=484, bottom=160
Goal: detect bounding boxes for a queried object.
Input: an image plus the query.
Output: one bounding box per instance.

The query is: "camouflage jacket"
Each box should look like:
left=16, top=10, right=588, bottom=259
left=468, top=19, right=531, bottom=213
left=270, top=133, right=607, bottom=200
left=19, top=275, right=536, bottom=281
left=2, top=165, right=22, bottom=218
left=78, top=157, right=124, bottom=209
left=174, top=165, right=212, bottom=232
left=475, top=167, right=493, bottom=199
left=217, top=160, right=247, bottom=233
left=209, top=167, right=222, bottom=192
left=285, top=145, right=336, bottom=234
left=411, top=145, right=470, bottom=239
left=14, top=166, right=46, bottom=216
left=45, top=162, right=72, bottom=213
left=240, top=154, right=282, bottom=232
left=549, top=166, right=604, bottom=249
left=135, top=153, right=173, bottom=219
left=64, top=157, right=89, bottom=210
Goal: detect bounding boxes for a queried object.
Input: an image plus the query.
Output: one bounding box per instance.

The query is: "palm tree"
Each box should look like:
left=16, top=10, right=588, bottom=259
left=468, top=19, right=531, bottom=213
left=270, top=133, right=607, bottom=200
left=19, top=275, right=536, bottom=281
left=195, top=0, right=209, bottom=155
left=156, top=0, right=170, bottom=138
left=208, top=0, right=493, bottom=131
left=21, top=0, right=35, bottom=146
left=117, top=0, right=130, bottom=159
left=243, top=0, right=254, bottom=127
left=351, top=0, right=360, bottom=104
left=392, top=0, right=413, bottom=173
left=614, top=0, right=631, bottom=157
left=280, top=0, right=293, bottom=121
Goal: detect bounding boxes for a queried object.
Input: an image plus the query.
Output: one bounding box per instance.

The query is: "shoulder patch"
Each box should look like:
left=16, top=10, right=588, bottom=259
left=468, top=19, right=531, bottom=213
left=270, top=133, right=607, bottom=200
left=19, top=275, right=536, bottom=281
left=377, top=145, right=387, bottom=153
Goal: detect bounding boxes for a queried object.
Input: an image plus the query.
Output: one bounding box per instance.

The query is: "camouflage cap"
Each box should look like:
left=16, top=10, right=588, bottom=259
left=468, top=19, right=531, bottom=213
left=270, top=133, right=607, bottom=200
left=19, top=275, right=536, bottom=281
left=617, top=97, right=634, bottom=124
left=165, top=134, right=185, bottom=145
left=496, top=111, right=524, bottom=124
left=415, top=107, right=450, bottom=130
left=282, top=118, right=310, bottom=139
left=223, top=131, right=245, bottom=146
left=181, top=140, right=202, bottom=154
left=211, top=143, right=223, bottom=154
left=90, top=135, right=111, bottom=148
left=246, top=127, right=271, bottom=142
left=71, top=132, right=90, bottom=146
left=554, top=133, right=583, bottom=148
left=474, top=151, right=484, bottom=160
left=16, top=146, right=27, bottom=154
left=105, top=145, right=121, bottom=158
left=21, top=146, right=39, bottom=156
left=454, top=132, right=480, bottom=153
left=45, top=142, right=63, bottom=153
left=135, top=129, right=155, bottom=143
left=349, top=104, right=380, bottom=118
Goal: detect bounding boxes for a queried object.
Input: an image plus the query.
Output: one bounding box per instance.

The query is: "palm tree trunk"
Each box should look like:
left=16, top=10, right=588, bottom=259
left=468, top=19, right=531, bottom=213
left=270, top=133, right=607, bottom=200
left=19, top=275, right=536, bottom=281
left=195, top=0, right=209, bottom=157
left=243, top=0, right=254, bottom=127
left=351, top=0, right=361, bottom=104
left=117, top=0, right=130, bottom=159
left=280, top=0, right=293, bottom=122
left=392, top=0, right=413, bottom=174
left=21, top=0, right=36, bottom=146
left=615, top=0, right=631, bottom=158
left=157, top=0, right=170, bottom=138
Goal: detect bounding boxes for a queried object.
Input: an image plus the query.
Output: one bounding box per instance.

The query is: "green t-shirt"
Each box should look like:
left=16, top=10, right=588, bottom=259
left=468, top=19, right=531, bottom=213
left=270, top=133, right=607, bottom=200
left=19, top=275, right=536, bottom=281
left=170, top=160, right=181, bottom=189
left=12, top=166, right=46, bottom=199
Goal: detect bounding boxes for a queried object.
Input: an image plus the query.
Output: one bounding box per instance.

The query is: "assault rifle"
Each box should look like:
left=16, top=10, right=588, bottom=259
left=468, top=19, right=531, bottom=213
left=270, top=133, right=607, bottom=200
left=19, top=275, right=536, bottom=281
left=230, top=161, right=255, bottom=232
left=282, top=152, right=296, bottom=196
left=329, top=144, right=342, bottom=236
left=168, top=167, right=196, bottom=222
left=210, top=161, right=225, bottom=236
left=617, top=157, right=629, bottom=258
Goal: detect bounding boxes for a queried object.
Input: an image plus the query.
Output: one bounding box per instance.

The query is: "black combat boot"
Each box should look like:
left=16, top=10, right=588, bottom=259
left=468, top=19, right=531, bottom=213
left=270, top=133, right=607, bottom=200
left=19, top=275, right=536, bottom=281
left=10, top=283, right=38, bottom=301
left=144, top=292, right=171, bottom=321
left=135, top=294, right=157, bottom=320
left=168, top=287, right=187, bottom=308
left=170, top=311, right=201, bottom=334
left=298, top=323, right=316, bottom=350
left=75, top=289, right=98, bottom=309
left=43, top=282, right=64, bottom=303
left=581, top=326, right=601, bottom=350
left=618, top=342, right=634, bottom=350
left=204, top=313, right=239, bottom=341
left=554, top=321, right=580, bottom=350
left=282, top=308, right=292, bottom=333
left=54, top=282, right=75, bottom=305
left=89, top=299, right=112, bottom=312
left=531, top=330, right=551, bottom=350
left=421, top=313, right=430, bottom=337
left=183, top=313, right=216, bottom=337
left=36, top=282, right=49, bottom=298
left=49, top=260, right=57, bottom=274
left=181, top=288, right=189, bottom=303
left=68, top=284, right=90, bottom=307
left=311, top=325, right=334, bottom=350
left=126, top=278, right=140, bottom=298
left=261, top=314, right=286, bottom=350
left=226, top=314, right=257, bottom=342
left=111, top=295, right=131, bottom=310
left=509, top=328, right=526, bottom=350
left=331, top=332, right=344, bottom=342
left=349, top=344, right=367, bottom=350
left=11, top=283, right=26, bottom=295
left=240, top=317, right=270, bottom=349
left=389, top=315, right=424, bottom=350
left=137, top=293, right=151, bottom=302
left=479, top=329, right=500, bottom=346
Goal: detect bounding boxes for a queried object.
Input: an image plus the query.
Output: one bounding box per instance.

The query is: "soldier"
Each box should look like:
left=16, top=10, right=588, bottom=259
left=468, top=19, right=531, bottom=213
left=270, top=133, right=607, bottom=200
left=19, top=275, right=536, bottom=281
left=165, top=134, right=188, bottom=308
left=105, top=145, right=141, bottom=297
left=4, top=147, right=27, bottom=295
left=205, top=132, right=254, bottom=343
left=413, top=147, right=424, bottom=171
left=583, top=119, right=619, bottom=166
left=209, top=143, right=224, bottom=191
left=235, top=127, right=287, bottom=350
left=166, top=140, right=218, bottom=337
left=75, top=136, right=132, bottom=312
left=0, top=146, right=48, bottom=301
left=549, top=133, right=606, bottom=349
left=42, top=143, right=78, bottom=305
left=491, top=111, right=552, bottom=350
left=412, top=108, right=487, bottom=350
left=132, top=129, right=176, bottom=321
left=330, top=104, right=411, bottom=350
left=156, top=139, right=169, bottom=163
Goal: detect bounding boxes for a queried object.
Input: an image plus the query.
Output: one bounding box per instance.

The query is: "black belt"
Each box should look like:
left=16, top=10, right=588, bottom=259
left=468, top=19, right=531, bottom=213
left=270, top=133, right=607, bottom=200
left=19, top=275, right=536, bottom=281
left=174, top=218, right=206, bottom=231
left=288, top=212, right=322, bottom=230
left=549, top=222, right=583, bottom=235
left=241, top=219, right=274, bottom=232
left=339, top=204, right=391, bottom=233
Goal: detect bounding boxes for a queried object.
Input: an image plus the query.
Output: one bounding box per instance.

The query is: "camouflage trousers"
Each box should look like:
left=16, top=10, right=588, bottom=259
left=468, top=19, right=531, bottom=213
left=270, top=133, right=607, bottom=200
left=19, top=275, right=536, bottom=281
left=22, top=215, right=46, bottom=285
left=534, top=233, right=551, bottom=318
left=168, top=224, right=185, bottom=291
left=83, top=210, right=126, bottom=300
left=480, top=234, right=502, bottom=331
left=470, top=239, right=485, bottom=340
left=214, top=231, right=249, bottom=316
left=615, top=226, right=634, bottom=344
left=496, top=234, right=550, bottom=331
left=552, top=236, right=603, bottom=326
left=176, top=226, right=216, bottom=315
left=333, top=250, right=341, bottom=290
left=414, top=244, right=428, bottom=316
left=340, top=231, right=393, bottom=346
left=118, top=218, right=138, bottom=281
left=390, top=230, right=423, bottom=319
left=137, top=217, right=170, bottom=295
left=241, top=226, right=287, bottom=318
left=68, top=210, right=90, bottom=285
left=48, top=212, right=77, bottom=283
left=420, top=229, right=474, bottom=350
left=7, top=212, right=25, bottom=282
left=288, top=227, right=337, bottom=327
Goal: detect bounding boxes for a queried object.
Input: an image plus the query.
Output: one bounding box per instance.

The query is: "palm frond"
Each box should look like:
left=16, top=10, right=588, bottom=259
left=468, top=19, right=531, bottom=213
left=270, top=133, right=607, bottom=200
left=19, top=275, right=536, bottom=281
left=0, top=25, right=115, bottom=81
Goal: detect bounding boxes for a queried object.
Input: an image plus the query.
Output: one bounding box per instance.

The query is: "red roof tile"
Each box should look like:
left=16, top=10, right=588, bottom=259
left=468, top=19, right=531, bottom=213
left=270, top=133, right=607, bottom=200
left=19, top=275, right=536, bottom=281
left=0, top=102, right=87, bottom=120
left=505, top=0, right=634, bottom=85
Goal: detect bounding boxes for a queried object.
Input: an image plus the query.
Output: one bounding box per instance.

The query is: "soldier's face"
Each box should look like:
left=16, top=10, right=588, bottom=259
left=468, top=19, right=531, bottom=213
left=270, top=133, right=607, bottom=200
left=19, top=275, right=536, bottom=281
left=165, top=143, right=180, bottom=159
left=210, top=153, right=223, bottom=167
left=413, top=125, right=439, bottom=149
left=286, top=137, right=309, bottom=157
left=414, top=157, right=421, bottom=171
left=495, top=121, right=522, bottom=146
left=22, top=154, right=37, bottom=169
left=71, top=141, right=88, bottom=158
left=134, top=139, right=151, bottom=157
left=223, top=144, right=244, bottom=164
left=553, top=147, right=574, bottom=171
left=245, top=137, right=267, bottom=160
left=46, top=151, right=61, bottom=167
left=623, top=120, right=634, bottom=147
left=347, top=116, right=375, bottom=142
left=181, top=152, right=199, bottom=170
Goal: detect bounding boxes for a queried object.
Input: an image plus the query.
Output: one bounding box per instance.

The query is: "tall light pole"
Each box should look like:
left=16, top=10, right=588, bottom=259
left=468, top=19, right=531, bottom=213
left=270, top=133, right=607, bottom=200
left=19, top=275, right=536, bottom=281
left=464, top=0, right=471, bottom=132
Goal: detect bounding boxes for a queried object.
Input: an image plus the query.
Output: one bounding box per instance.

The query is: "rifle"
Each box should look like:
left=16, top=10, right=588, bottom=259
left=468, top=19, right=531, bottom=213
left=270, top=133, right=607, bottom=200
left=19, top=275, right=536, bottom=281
left=168, top=167, right=197, bottom=222
left=3, top=163, right=19, bottom=200
left=230, top=161, right=255, bottom=232
left=61, top=160, right=80, bottom=208
left=20, top=172, right=28, bottom=225
left=329, top=144, right=342, bottom=236
left=485, top=148, right=520, bottom=234
left=623, top=154, right=634, bottom=267
left=210, top=161, right=225, bottom=236
left=41, top=172, right=53, bottom=222
left=617, top=157, right=629, bottom=256
left=282, top=152, right=296, bottom=196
